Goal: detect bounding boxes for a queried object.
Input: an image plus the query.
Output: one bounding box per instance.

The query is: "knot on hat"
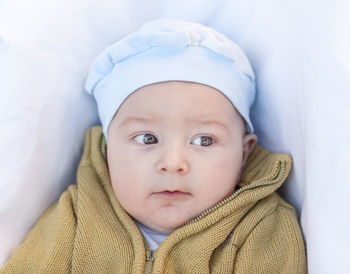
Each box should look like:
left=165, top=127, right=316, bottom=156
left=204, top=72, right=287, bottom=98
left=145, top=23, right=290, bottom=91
left=186, top=31, right=203, bottom=47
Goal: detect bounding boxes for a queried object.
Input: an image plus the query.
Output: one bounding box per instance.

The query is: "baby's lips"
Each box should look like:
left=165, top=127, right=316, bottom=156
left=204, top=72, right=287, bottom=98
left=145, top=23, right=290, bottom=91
left=152, top=190, right=191, bottom=200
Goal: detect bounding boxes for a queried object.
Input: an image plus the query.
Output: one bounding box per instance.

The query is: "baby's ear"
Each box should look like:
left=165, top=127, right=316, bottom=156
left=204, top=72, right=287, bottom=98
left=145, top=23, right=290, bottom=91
left=242, top=133, right=258, bottom=167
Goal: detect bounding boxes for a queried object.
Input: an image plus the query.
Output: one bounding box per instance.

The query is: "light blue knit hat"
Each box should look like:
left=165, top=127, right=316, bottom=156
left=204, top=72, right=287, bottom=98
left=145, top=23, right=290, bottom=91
left=85, top=19, right=256, bottom=140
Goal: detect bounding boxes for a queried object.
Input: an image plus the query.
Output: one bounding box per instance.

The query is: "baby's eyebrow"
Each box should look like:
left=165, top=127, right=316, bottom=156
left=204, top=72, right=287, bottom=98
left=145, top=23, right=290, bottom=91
left=119, top=116, right=232, bottom=133
left=119, top=116, right=156, bottom=127
left=190, top=119, right=232, bottom=134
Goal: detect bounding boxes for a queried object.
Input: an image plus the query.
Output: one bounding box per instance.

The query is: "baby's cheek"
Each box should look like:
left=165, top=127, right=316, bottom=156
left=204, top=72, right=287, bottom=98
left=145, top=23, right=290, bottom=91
left=111, top=164, right=149, bottom=198
left=200, top=157, right=240, bottom=198
left=207, top=153, right=241, bottom=179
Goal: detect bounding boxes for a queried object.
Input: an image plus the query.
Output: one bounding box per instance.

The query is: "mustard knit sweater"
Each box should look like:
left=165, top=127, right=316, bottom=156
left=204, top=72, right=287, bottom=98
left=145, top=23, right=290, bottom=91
left=1, top=126, right=307, bottom=273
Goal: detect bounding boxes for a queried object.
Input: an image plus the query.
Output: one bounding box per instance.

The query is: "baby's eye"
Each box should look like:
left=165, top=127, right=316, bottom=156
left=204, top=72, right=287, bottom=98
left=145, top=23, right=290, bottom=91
left=191, top=136, right=214, bottom=147
left=133, top=133, right=158, bottom=145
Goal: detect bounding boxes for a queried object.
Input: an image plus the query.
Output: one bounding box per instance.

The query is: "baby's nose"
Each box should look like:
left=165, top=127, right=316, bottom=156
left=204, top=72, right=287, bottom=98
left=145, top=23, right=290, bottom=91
left=155, top=143, right=189, bottom=175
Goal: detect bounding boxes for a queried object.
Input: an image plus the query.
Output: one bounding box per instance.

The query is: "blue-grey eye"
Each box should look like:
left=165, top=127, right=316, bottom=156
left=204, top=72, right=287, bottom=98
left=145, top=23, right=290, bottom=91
left=192, top=136, right=214, bottom=146
left=134, top=133, right=158, bottom=145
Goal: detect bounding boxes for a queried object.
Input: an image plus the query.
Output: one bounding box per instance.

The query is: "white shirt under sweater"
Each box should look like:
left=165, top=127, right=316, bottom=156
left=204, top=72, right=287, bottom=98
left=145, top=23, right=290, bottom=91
left=136, top=221, right=169, bottom=251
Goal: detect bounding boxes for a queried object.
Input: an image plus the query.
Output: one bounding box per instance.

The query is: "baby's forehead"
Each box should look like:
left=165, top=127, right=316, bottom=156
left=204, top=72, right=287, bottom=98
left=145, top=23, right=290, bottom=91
left=116, top=81, right=238, bottom=116
left=125, top=81, right=233, bottom=103
left=112, top=81, right=245, bottom=131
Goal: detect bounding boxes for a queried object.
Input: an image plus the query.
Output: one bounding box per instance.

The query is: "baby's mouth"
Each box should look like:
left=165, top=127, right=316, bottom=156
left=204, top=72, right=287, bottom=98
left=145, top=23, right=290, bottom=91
left=152, top=190, right=191, bottom=200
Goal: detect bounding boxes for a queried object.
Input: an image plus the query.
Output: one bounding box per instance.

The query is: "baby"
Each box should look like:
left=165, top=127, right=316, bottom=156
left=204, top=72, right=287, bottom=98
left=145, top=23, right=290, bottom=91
left=2, top=19, right=306, bottom=273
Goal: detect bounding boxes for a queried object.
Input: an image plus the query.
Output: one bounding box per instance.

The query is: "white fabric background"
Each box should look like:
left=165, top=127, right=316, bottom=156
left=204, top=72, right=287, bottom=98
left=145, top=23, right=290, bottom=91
left=1, top=0, right=349, bottom=272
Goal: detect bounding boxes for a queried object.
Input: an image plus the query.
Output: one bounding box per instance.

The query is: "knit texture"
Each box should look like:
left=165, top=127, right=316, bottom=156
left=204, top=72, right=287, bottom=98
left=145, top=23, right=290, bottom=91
left=1, top=126, right=307, bottom=273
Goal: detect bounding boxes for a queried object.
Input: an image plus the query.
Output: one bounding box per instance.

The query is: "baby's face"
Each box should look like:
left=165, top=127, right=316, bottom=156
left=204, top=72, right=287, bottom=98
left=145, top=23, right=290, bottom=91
left=107, top=81, right=257, bottom=234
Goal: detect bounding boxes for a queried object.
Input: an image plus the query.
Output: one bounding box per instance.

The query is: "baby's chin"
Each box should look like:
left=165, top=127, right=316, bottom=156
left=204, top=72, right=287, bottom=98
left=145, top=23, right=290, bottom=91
left=135, top=211, right=195, bottom=234
left=140, top=220, right=185, bottom=235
